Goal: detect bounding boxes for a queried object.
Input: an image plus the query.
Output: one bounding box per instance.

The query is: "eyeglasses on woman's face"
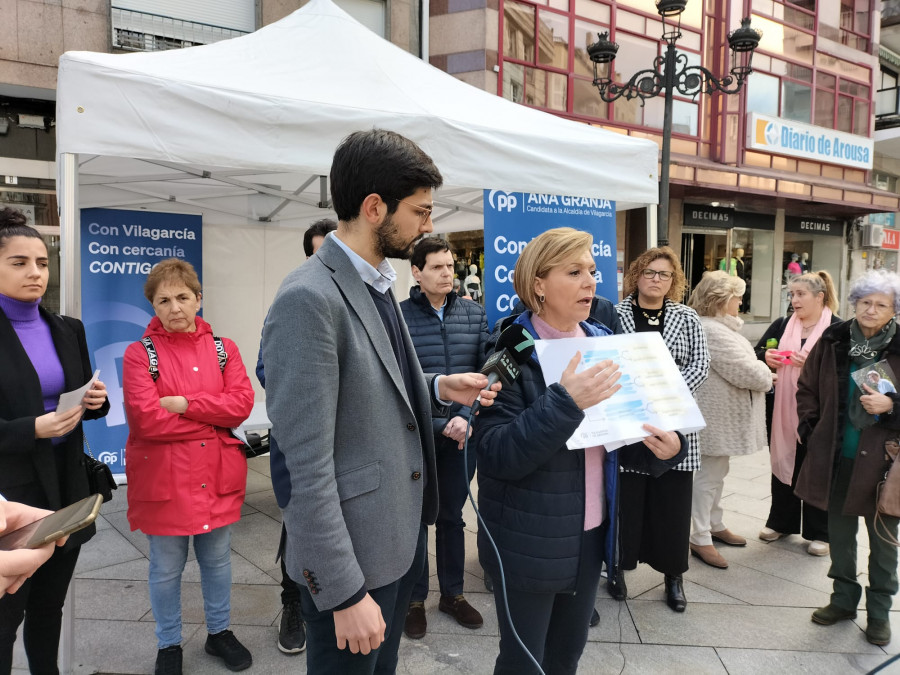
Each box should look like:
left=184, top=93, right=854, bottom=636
left=641, top=269, right=673, bottom=281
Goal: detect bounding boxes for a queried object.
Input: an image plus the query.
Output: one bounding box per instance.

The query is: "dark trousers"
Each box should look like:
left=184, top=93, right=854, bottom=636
left=279, top=524, right=301, bottom=605
left=618, top=469, right=693, bottom=576
left=412, top=436, right=476, bottom=602
left=299, top=523, right=427, bottom=675
left=0, top=545, right=80, bottom=675
left=827, top=457, right=899, bottom=620
left=766, top=442, right=828, bottom=541
left=492, top=527, right=604, bottom=675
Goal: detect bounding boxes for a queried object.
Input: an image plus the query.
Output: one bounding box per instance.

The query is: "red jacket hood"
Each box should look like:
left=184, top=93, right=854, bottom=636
left=142, top=315, right=213, bottom=339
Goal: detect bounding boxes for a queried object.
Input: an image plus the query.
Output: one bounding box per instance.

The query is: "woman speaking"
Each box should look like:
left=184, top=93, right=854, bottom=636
left=474, top=228, right=685, bottom=674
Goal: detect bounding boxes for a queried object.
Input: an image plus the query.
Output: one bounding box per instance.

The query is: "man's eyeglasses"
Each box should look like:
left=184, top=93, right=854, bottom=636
left=641, top=269, right=674, bottom=281
left=396, top=198, right=433, bottom=225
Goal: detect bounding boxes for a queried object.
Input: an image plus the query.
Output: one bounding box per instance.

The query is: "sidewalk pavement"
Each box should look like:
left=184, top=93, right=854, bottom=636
left=13, top=452, right=900, bottom=674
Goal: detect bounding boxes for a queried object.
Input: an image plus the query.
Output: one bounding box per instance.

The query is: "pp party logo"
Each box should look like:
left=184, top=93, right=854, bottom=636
left=755, top=119, right=780, bottom=147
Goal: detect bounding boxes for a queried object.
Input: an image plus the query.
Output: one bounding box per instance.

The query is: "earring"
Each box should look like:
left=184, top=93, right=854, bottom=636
left=539, top=294, right=545, bottom=303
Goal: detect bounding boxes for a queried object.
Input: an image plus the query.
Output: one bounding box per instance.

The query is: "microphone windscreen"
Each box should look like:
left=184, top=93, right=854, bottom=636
left=495, top=324, right=536, bottom=365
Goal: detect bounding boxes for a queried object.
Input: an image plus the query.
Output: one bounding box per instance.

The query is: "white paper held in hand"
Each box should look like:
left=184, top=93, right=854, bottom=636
left=533, top=333, right=705, bottom=450
left=56, top=369, right=100, bottom=414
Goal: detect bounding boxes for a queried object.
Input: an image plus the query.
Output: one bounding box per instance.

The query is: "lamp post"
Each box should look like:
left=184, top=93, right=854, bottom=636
left=587, top=1, right=761, bottom=246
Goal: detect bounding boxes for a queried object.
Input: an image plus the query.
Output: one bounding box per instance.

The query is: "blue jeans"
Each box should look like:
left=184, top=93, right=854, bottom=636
left=147, top=527, right=233, bottom=648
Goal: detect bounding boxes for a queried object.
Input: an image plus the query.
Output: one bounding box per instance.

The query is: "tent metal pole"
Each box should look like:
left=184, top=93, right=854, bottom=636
left=421, top=0, right=429, bottom=61
left=57, top=153, right=79, bottom=675
left=59, top=152, right=80, bottom=318
left=646, top=205, right=658, bottom=250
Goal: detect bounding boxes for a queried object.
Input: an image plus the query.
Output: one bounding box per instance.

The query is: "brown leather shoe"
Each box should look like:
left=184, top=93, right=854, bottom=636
left=711, top=529, right=747, bottom=547
left=404, top=602, right=426, bottom=639
left=438, top=594, right=483, bottom=629
left=690, top=543, right=728, bottom=569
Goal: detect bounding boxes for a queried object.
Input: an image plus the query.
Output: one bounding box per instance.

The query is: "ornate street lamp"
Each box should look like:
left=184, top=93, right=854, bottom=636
left=587, top=2, right=761, bottom=246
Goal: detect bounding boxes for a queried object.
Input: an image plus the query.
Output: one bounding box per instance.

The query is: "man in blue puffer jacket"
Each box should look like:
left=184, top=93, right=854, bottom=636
left=399, top=237, right=490, bottom=640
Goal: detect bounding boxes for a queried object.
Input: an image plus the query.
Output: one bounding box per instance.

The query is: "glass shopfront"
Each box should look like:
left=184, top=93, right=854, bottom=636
left=681, top=205, right=775, bottom=320
left=782, top=215, right=844, bottom=315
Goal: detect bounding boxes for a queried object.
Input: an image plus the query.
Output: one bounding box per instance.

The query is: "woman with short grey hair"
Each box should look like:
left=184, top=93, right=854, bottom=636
left=795, top=269, right=900, bottom=646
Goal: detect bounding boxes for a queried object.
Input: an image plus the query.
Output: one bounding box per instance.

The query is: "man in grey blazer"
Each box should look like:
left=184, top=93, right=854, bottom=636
left=262, top=129, right=498, bottom=674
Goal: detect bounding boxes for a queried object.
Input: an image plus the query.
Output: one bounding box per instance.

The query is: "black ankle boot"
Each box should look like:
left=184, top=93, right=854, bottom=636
left=607, top=571, right=627, bottom=601
left=664, top=574, right=686, bottom=612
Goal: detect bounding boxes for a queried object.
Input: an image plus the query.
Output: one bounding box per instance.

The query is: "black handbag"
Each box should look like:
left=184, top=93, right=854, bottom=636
left=84, top=437, right=117, bottom=503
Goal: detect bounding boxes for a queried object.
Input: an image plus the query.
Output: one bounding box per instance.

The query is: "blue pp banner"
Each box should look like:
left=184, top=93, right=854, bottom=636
left=482, top=190, right=616, bottom=328
left=80, top=209, right=203, bottom=474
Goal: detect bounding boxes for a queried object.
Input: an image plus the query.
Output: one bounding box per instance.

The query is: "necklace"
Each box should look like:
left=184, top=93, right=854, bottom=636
left=641, top=307, right=663, bottom=326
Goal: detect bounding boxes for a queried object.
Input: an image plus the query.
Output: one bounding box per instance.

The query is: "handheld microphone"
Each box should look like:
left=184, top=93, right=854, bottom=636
left=470, top=324, right=536, bottom=415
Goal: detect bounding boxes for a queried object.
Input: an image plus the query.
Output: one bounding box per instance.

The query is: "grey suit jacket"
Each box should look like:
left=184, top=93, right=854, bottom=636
left=263, top=236, right=441, bottom=610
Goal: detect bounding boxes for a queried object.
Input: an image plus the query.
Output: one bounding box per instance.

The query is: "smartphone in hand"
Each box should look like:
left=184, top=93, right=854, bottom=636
left=0, top=494, right=102, bottom=551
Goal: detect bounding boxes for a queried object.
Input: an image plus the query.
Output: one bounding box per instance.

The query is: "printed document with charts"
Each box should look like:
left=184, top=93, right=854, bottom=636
left=534, top=333, right=706, bottom=450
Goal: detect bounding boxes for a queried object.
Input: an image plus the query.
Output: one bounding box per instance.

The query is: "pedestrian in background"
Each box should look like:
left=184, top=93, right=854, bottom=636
left=123, top=259, right=254, bottom=675
left=0, top=207, right=109, bottom=675
left=688, top=271, right=772, bottom=569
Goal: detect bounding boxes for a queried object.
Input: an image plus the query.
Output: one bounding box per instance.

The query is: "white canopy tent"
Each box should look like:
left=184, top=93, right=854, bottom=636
left=55, top=0, right=659, bottom=388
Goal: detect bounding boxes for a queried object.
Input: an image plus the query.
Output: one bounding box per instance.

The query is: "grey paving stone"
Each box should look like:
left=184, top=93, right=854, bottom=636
left=76, top=557, right=150, bottom=582
left=72, top=617, right=203, bottom=674
left=719, top=491, right=775, bottom=521
left=244, top=489, right=283, bottom=520
left=72, top=577, right=151, bottom=621
left=628, top=601, right=883, bottom=654
left=102, top=509, right=152, bottom=558
left=245, top=468, right=274, bottom=495
left=717, top=647, right=892, bottom=675
left=228, top=511, right=282, bottom=574
left=412, top=590, right=499, bottom=638
left=581, top=642, right=728, bottom=674
left=100, top=485, right=130, bottom=514
left=247, top=456, right=272, bottom=477
left=396, top=633, right=499, bottom=674
left=73, top=523, right=145, bottom=575
left=586, top=598, right=642, bottom=644
left=682, top=557, right=831, bottom=608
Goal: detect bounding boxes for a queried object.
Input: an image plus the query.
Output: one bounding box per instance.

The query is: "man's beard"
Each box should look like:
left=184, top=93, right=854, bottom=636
left=374, top=213, right=420, bottom=260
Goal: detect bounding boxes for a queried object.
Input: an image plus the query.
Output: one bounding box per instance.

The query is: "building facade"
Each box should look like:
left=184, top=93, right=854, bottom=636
left=0, top=0, right=412, bottom=311
left=433, top=0, right=898, bottom=323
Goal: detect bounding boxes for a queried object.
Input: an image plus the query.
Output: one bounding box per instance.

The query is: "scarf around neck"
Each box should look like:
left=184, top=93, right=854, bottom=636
left=770, top=307, right=833, bottom=484
left=848, top=318, right=897, bottom=430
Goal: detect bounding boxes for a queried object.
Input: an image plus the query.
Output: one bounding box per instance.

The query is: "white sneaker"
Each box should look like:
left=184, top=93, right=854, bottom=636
left=807, top=540, right=830, bottom=556
left=759, top=527, right=785, bottom=542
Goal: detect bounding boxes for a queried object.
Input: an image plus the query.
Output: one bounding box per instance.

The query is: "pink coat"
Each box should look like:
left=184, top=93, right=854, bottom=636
left=123, top=316, right=254, bottom=535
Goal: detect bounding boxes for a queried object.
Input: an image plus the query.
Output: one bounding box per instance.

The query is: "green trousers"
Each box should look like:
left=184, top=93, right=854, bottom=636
left=827, top=456, right=899, bottom=620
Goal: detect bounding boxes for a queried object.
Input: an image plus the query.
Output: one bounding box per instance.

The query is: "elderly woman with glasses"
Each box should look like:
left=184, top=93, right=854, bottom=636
left=611, top=247, right=709, bottom=612
left=795, top=270, right=900, bottom=647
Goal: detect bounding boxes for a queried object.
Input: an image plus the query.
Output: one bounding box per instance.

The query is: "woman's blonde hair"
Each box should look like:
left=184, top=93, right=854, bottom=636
left=789, top=271, right=838, bottom=314
left=622, top=246, right=686, bottom=302
left=513, top=227, right=593, bottom=314
left=688, top=270, right=745, bottom=317
left=144, top=258, right=202, bottom=303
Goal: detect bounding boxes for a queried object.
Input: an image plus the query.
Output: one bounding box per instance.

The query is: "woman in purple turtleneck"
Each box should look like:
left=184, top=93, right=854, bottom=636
left=0, top=207, right=109, bottom=674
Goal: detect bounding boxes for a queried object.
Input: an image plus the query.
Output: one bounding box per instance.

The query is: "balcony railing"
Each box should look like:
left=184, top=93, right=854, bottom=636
left=111, top=7, right=248, bottom=52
